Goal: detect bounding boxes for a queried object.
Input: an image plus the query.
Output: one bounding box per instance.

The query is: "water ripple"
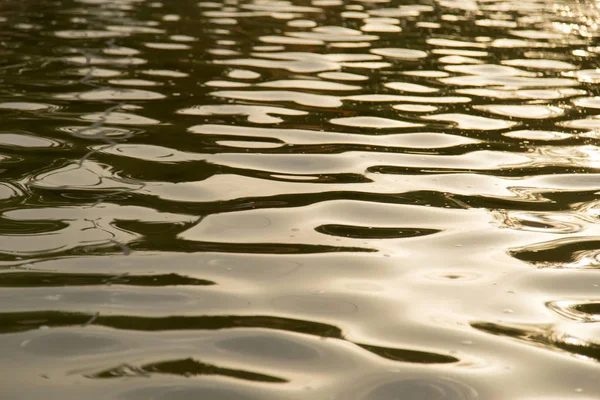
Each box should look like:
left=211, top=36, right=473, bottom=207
left=1, top=0, right=600, bottom=397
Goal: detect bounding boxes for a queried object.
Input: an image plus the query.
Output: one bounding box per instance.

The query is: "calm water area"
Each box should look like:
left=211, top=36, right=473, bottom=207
left=1, top=0, right=600, bottom=398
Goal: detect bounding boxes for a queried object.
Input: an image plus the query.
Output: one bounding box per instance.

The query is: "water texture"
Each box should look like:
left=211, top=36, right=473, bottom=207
left=0, top=0, right=599, bottom=398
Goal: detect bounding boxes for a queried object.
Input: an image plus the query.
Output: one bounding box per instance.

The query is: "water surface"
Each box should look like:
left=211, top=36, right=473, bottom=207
left=1, top=0, right=600, bottom=398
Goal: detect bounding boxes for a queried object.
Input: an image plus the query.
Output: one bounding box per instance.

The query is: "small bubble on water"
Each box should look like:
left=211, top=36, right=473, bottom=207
left=39, top=325, right=49, bottom=330
left=575, top=388, right=584, bottom=393
left=503, top=309, right=514, bottom=314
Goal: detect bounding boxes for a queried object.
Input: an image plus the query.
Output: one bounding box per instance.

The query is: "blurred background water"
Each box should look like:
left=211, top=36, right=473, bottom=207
left=0, top=0, right=599, bottom=398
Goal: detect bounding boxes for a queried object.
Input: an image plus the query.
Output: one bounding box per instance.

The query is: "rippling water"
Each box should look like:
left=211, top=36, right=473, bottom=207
left=1, top=0, right=600, bottom=398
